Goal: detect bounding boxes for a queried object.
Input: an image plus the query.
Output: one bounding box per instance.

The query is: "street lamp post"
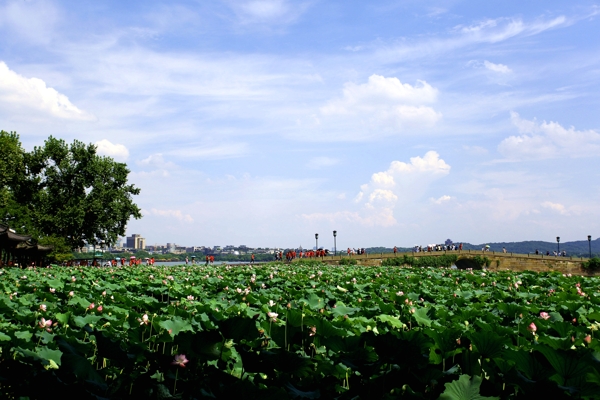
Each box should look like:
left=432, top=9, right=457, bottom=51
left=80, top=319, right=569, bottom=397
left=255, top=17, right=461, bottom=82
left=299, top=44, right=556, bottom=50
left=315, top=233, right=319, bottom=251
left=333, top=230, right=337, bottom=256
left=556, top=236, right=560, bottom=255
left=588, top=235, right=592, bottom=259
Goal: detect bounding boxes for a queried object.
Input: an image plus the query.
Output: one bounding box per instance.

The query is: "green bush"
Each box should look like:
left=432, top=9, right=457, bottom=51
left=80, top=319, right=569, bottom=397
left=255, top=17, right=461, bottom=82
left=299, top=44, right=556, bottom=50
left=582, top=257, right=600, bottom=270
left=472, top=255, right=492, bottom=269
left=382, top=254, right=457, bottom=268
left=339, top=258, right=358, bottom=265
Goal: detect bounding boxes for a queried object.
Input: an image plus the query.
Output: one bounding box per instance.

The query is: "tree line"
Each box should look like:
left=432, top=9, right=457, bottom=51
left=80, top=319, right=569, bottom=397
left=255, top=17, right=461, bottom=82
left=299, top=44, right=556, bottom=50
left=0, top=131, right=141, bottom=262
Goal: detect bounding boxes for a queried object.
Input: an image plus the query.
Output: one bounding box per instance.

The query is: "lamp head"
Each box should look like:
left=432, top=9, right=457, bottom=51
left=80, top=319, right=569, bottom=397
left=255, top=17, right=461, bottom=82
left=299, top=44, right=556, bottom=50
left=333, top=230, right=337, bottom=237
left=557, top=236, right=560, bottom=243
left=315, top=233, right=319, bottom=240
left=589, top=235, right=592, bottom=241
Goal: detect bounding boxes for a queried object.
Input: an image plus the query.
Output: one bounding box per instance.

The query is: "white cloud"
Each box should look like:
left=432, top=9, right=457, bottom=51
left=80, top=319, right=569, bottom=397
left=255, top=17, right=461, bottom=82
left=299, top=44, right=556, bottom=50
left=167, top=143, right=248, bottom=159
left=223, top=0, right=311, bottom=25
left=0, top=0, right=59, bottom=44
left=483, top=60, right=511, bottom=74
left=373, top=15, right=571, bottom=64
left=463, top=145, right=488, bottom=155
left=322, top=75, right=438, bottom=113
left=312, top=75, right=441, bottom=141
left=467, top=60, right=512, bottom=74
left=137, top=154, right=177, bottom=170
left=498, top=112, right=600, bottom=159
left=431, top=195, right=452, bottom=204
left=0, top=61, right=94, bottom=120
left=454, top=16, right=568, bottom=43
left=541, top=201, right=569, bottom=216
left=355, top=151, right=451, bottom=226
left=306, top=156, right=339, bottom=169
left=95, top=139, right=129, bottom=162
left=145, top=208, right=194, bottom=223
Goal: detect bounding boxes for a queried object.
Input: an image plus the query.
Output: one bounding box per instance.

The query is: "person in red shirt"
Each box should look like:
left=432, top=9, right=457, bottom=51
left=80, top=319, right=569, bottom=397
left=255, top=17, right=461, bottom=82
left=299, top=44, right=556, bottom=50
left=393, top=246, right=397, bottom=254
left=251, top=253, right=255, bottom=263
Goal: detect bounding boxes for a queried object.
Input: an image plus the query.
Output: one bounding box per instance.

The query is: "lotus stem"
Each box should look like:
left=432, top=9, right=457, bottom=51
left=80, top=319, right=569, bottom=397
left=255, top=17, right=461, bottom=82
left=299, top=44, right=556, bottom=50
left=173, top=368, right=179, bottom=394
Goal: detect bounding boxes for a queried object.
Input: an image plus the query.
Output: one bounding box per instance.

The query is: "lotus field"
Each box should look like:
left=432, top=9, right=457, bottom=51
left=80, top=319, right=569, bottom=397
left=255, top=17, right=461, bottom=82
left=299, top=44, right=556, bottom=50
left=1, top=262, right=600, bottom=399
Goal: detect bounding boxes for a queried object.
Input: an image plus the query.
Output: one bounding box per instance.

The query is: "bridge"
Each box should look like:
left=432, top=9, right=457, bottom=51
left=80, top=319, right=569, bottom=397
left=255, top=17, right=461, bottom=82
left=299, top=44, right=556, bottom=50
left=309, top=250, right=593, bottom=276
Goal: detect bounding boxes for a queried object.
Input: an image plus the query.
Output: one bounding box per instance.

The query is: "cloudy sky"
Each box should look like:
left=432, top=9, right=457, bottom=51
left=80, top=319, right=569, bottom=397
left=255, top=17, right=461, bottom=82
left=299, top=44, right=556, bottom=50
left=1, top=0, right=599, bottom=249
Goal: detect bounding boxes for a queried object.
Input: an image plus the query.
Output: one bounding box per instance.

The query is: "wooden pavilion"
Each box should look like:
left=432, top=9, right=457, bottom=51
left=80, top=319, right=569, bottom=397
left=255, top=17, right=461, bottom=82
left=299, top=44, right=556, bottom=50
left=0, top=224, right=53, bottom=267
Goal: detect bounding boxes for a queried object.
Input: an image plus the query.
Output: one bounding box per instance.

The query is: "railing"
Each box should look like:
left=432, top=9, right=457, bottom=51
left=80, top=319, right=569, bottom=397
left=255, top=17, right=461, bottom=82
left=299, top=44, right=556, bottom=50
left=319, top=249, right=587, bottom=262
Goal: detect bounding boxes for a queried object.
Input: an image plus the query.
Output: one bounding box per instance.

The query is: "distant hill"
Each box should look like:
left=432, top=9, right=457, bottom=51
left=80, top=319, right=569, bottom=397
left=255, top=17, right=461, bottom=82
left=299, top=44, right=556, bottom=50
left=458, top=238, right=599, bottom=257
left=366, top=238, right=599, bottom=258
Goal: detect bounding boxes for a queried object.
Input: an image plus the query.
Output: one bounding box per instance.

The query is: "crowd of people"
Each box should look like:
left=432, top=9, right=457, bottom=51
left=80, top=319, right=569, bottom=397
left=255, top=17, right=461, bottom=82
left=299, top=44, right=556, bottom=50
left=409, top=243, right=464, bottom=252
left=535, top=249, right=568, bottom=257
left=346, top=248, right=367, bottom=255
left=275, top=249, right=330, bottom=262
left=60, top=257, right=156, bottom=267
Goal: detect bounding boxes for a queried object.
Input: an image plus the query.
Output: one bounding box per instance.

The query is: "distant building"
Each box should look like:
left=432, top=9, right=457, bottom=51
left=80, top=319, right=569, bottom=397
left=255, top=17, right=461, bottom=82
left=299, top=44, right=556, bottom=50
left=127, top=234, right=146, bottom=250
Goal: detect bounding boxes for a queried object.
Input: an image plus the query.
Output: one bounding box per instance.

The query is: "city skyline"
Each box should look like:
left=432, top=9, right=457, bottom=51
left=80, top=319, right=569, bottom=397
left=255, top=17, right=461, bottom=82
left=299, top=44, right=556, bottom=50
left=1, top=1, right=599, bottom=247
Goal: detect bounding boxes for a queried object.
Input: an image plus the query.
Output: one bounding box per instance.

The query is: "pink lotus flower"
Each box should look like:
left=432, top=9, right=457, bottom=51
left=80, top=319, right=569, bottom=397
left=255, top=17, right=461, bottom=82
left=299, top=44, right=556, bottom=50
left=309, top=326, right=317, bottom=336
left=39, top=304, right=47, bottom=312
left=540, top=312, right=550, bottom=320
left=88, top=303, right=95, bottom=310
left=267, top=312, right=278, bottom=322
left=172, top=354, right=189, bottom=367
left=38, top=318, right=52, bottom=329
left=71, top=276, right=76, bottom=282
left=187, top=295, right=194, bottom=301
left=527, top=322, right=537, bottom=333
left=69, top=291, right=74, bottom=296
left=139, top=314, right=149, bottom=325
left=97, top=305, right=103, bottom=312
left=49, top=288, right=56, bottom=293
left=584, top=335, right=592, bottom=344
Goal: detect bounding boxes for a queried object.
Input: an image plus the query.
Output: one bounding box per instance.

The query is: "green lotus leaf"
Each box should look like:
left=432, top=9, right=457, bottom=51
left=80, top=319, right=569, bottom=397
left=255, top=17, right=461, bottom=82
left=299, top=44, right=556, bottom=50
left=439, top=374, right=499, bottom=400
left=159, top=316, right=194, bottom=336
left=412, top=308, right=432, bottom=327
left=331, top=305, right=359, bottom=317
left=377, top=314, right=405, bottom=329
left=14, top=330, right=33, bottom=341
left=73, top=314, right=102, bottom=328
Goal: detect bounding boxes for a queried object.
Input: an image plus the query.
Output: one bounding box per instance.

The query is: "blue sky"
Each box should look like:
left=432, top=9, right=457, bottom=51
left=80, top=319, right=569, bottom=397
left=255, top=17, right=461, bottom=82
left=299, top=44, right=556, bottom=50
left=1, top=0, right=599, bottom=249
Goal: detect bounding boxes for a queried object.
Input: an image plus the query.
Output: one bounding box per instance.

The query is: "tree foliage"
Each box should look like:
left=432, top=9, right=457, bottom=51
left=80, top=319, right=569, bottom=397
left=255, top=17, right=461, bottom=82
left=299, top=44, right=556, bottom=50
left=582, top=257, right=600, bottom=271
left=0, top=132, right=141, bottom=252
left=0, top=131, right=34, bottom=233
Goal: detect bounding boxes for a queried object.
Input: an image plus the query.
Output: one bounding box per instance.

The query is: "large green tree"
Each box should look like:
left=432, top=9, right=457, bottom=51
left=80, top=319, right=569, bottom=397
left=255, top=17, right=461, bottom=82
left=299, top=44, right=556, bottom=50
left=0, top=131, right=34, bottom=233
left=0, top=132, right=141, bottom=251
